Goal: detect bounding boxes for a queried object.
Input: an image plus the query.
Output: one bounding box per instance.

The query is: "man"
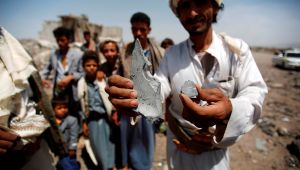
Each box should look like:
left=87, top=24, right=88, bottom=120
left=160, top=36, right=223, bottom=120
left=120, top=12, right=164, bottom=170
left=80, top=31, right=97, bottom=52
left=41, top=26, right=83, bottom=119
left=106, top=0, right=268, bottom=170
left=0, top=27, right=55, bottom=170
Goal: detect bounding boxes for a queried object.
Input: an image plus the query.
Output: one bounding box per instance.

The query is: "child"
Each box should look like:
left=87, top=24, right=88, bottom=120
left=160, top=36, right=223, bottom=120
left=77, top=51, right=115, bottom=170
left=100, top=40, right=125, bottom=169
left=41, top=26, right=83, bottom=121
left=52, top=97, right=80, bottom=170
left=100, top=39, right=124, bottom=77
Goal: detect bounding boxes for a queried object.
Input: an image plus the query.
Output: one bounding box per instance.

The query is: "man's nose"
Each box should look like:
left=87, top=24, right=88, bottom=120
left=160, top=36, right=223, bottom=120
left=189, top=3, right=199, bottom=17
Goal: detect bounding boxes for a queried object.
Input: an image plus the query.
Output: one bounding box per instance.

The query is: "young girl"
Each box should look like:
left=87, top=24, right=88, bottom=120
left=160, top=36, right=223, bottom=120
left=77, top=51, right=115, bottom=170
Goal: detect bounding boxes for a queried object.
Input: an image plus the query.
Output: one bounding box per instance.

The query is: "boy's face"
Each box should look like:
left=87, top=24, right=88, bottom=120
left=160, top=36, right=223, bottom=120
left=54, top=103, right=68, bottom=119
left=84, top=34, right=91, bottom=42
left=55, top=36, right=69, bottom=51
left=102, top=42, right=118, bottom=64
left=84, top=59, right=98, bottom=78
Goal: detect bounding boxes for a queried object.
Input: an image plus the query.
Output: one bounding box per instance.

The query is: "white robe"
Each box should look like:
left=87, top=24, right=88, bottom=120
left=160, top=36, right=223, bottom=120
left=155, top=31, right=268, bottom=170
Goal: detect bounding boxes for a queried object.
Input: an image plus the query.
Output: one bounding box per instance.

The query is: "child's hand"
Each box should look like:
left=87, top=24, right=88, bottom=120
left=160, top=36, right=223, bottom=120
left=111, top=111, right=121, bottom=126
left=96, top=71, right=106, bottom=81
left=82, top=122, right=89, bottom=137
left=42, top=79, right=52, bottom=88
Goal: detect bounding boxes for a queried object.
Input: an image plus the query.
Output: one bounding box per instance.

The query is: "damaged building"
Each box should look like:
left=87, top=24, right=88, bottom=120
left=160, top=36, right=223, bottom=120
left=21, top=14, right=122, bottom=71
left=38, top=14, right=123, bottom=45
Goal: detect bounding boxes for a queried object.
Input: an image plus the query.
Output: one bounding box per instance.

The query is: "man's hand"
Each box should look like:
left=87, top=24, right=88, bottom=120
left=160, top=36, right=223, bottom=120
left=42, top=79, right=52, bottom=88
left=57, top=75, right=74, bottom=88
left=0, top=128, right=20, bottom=155
left=105, top=75, right=138, bottom=117
left=180, top=84, right=232, bottom=128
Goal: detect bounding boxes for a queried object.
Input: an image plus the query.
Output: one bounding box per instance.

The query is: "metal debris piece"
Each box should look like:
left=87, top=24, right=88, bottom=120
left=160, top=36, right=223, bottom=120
left=181, top=80, right=198, bottom=99
left=130, top=39, right=162, bottom=119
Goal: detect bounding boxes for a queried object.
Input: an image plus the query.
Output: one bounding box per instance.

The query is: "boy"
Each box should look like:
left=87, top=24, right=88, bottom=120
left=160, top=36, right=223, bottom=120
left=52, top=97, right=80, bottom=170
left=41, top=26, right=83, bottom=119
left=77, top=51, right=115, bottom=170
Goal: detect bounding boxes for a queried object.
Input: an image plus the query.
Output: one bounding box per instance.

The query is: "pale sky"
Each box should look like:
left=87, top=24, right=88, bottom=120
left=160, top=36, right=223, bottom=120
left=1, top=0, right=300, bottom=48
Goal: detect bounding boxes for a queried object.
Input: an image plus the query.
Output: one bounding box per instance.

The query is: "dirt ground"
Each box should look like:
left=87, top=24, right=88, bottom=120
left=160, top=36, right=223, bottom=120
left=229, top=50, right=300, bottom=170
left=152, top=50, right=300, bottom=170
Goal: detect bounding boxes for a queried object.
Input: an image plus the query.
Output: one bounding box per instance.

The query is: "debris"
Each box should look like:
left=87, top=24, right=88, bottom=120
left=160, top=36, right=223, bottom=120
left=130, top=39, right=162, bottom=120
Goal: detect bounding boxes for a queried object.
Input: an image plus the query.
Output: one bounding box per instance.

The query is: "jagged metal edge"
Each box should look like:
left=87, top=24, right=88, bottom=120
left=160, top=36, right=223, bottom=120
left=130, top=39, right=162, bottom=120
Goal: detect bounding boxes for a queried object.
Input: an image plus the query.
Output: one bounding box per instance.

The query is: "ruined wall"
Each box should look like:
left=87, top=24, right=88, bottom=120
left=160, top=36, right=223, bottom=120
left=38, top=15, right=122, bottom=45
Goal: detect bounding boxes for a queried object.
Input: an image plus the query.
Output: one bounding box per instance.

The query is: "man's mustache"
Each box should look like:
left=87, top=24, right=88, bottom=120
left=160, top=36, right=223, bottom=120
left=184, top=15, right=205, bottom=25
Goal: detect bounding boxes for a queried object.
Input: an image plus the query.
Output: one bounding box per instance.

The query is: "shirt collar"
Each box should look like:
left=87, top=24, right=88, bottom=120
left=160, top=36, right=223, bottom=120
left=187, top=30, right=224, bottom=61
left=86, top=77, right=98, bottom=87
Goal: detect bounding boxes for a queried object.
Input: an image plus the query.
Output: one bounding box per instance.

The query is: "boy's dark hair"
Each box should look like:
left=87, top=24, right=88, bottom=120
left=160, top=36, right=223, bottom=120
left=82, top=50, right=100, bottom=66
left=83, top=31, right=91, bottom=36
left=130, top=12, right=151, bottom=26
left=161, top=38, right=174, bottom=49
left=53, top=27, right=71, bottom=38
left=51, top=96, right=69, bottom=108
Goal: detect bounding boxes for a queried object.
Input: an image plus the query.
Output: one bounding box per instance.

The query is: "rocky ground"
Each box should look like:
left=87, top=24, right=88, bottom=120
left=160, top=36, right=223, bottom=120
left=229, top=50, right=300, bottom=170
left=152, top=50, right=300, bottom=170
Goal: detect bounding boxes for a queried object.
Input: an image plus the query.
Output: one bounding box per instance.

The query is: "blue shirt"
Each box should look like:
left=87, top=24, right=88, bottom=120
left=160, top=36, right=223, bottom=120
left=87, top=80, right=106, bottom=114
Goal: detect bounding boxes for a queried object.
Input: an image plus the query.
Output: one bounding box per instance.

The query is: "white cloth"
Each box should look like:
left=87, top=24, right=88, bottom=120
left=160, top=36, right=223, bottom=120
left=169, top=0, right=223, bottom=16
left=0, top=27, right=36, bottom=103
left=0, top=27, right=49, bottom=147
left=155, top=31, right=268, bottom=170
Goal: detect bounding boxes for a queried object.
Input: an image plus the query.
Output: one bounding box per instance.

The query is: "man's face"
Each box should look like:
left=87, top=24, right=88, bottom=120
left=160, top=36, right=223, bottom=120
left=177, top=0, right=217, bottom=36
left=54, top=104, right=68, bottom=119
left=131, top=22, right=151, bottom=43
left=84, top=59, right=98, bottom=78
left=55, top=36, right=69, bottom=51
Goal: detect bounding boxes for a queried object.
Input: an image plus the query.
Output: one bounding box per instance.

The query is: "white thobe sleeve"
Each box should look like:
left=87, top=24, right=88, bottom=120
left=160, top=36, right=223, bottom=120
left=212, top=42, right=268, bottom=148
left=154, top=53, right=172, bottom=102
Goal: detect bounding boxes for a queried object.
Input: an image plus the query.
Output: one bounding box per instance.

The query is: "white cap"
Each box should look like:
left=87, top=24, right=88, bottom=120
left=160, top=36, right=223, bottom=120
left=169, top=0, right=223, bottom=16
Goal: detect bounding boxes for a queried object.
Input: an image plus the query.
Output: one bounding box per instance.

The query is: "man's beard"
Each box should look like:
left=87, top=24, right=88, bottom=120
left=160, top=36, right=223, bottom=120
left=183, top=15, right=213, bottom=36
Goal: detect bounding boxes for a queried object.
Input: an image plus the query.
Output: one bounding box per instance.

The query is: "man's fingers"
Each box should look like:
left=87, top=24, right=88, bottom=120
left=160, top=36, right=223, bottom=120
left=0, top=140, right=15, bottom=150
left=108, top=75, right=134, bottom=89
left=106, top=86, right=137, bottom=99
left=110, top=98, right=138, bottom=109
left=0, top=129, right=19, bottom=141
left=179, top=93, right=195, bottom=109
left=180, top=92, right=224, bottom=119
left=0, top=148, right=7, bottom=155
left=197, top=87, right=223, bottom=102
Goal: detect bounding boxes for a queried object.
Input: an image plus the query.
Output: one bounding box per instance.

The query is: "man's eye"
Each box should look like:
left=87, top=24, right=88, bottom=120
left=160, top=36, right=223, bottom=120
left=195, top=0, right=207, bottom=6
left=178, top=1, right=190, bottom=11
